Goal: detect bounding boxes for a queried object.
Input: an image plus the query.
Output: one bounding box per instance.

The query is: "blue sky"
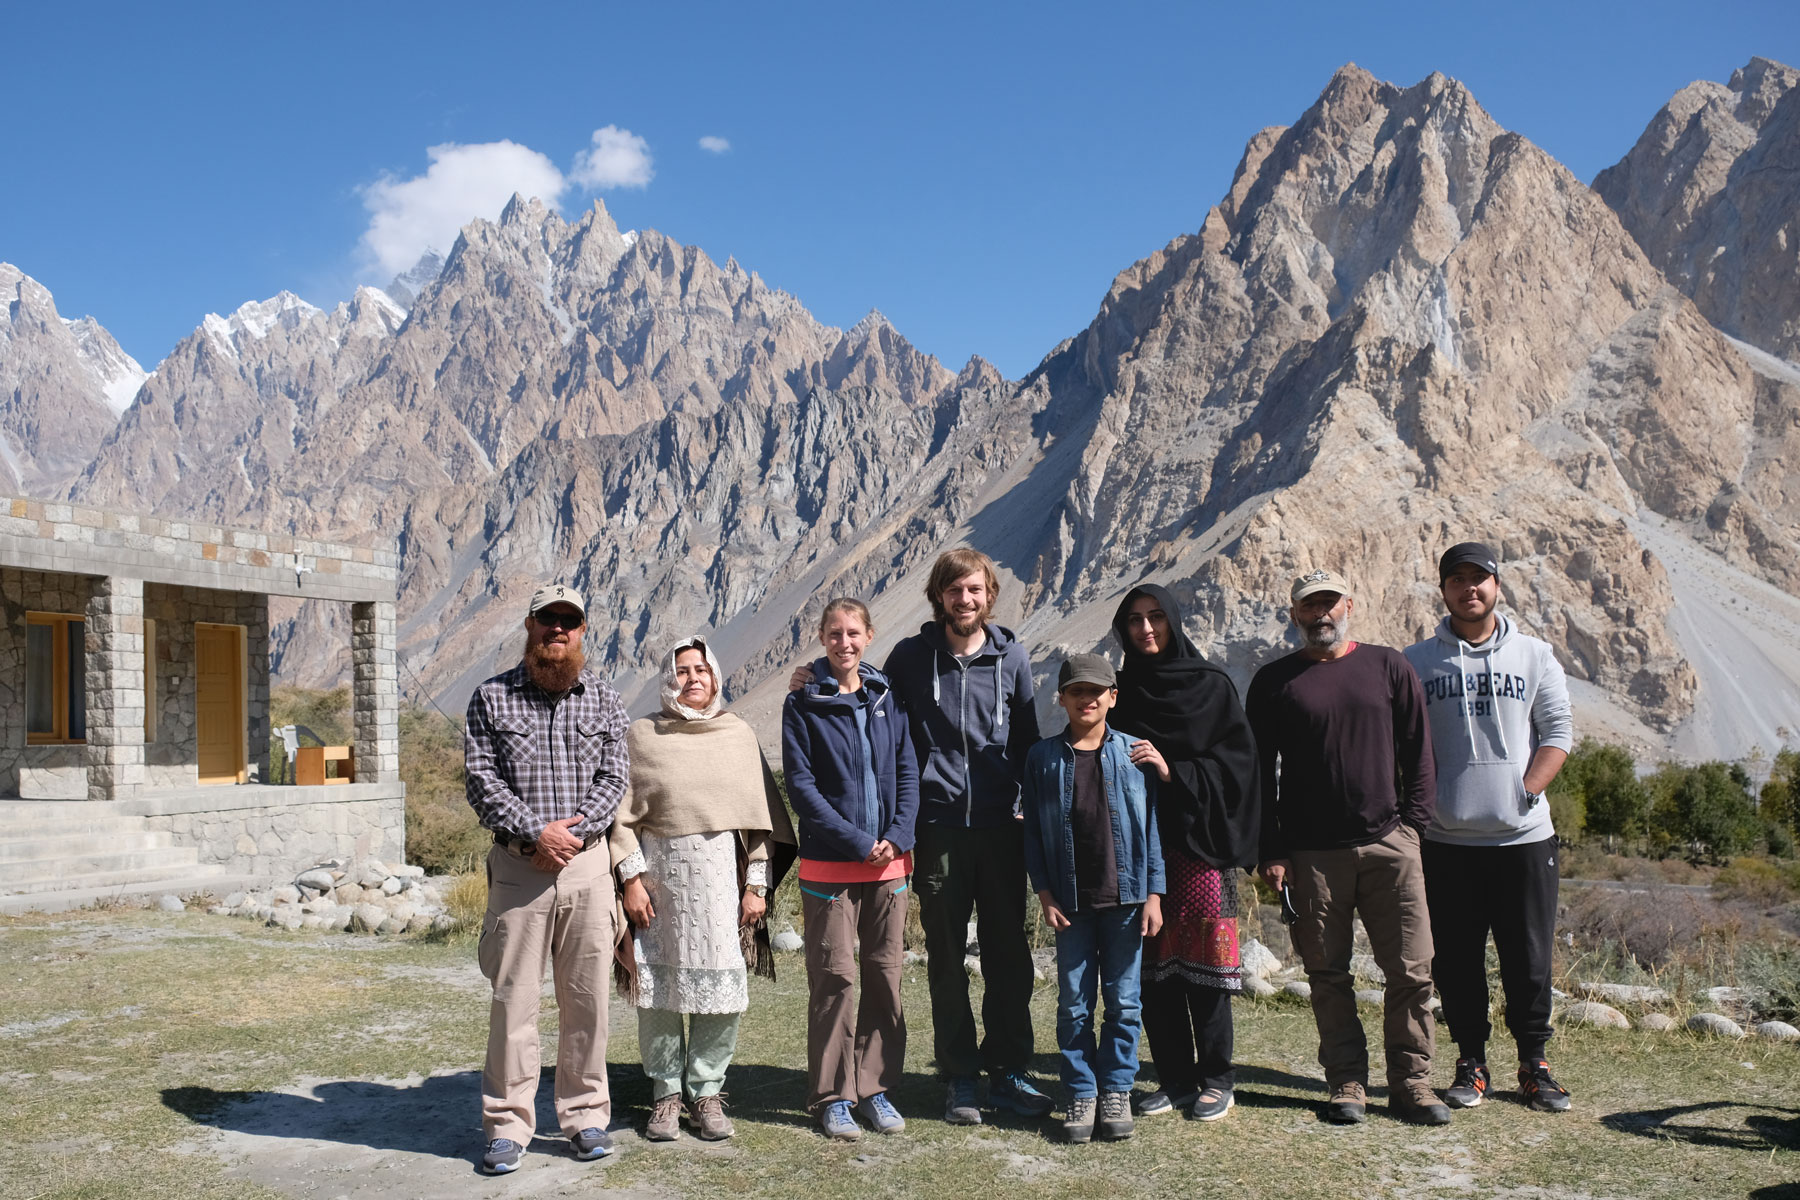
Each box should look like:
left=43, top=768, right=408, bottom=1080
left=7, top=0, right=1797, bottom=380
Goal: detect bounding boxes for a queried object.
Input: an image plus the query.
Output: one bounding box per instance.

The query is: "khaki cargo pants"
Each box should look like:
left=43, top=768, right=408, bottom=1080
left=1289, top=823, right=1436, bottom=1093
left=479, top=840, right=614, bottom=1142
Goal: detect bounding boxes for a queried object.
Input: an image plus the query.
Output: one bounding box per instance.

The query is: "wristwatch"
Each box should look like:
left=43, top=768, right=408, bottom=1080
left=1524, top=788, right=1546, bottom=808
left=745, top=884, right=768, bottom=897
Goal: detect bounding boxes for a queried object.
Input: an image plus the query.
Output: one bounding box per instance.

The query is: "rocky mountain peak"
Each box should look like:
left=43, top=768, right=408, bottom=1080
left=0, top=264, right=129, bottom=493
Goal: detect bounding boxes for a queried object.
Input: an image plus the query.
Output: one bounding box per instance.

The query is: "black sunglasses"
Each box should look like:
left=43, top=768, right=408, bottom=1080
left=533, top=609, right=585, bottom=631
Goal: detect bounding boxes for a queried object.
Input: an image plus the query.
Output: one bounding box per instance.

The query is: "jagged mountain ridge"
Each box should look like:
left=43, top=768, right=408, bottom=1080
left=3, top=60, right=1796, bottom=757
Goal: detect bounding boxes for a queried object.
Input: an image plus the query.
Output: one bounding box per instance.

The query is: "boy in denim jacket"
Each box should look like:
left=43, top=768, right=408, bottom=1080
left=1022, top=653, right=1165, bottom=1142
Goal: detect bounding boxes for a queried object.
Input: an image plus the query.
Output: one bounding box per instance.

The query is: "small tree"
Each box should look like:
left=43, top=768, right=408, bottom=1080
left=1650, top=761, right=1758, bottom=864
left=1558, top=739, right=1647, bottom=851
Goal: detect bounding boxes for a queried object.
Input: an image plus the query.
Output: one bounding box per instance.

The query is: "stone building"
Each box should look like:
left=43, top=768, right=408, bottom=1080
left=0, top=497, right=405, bottom=912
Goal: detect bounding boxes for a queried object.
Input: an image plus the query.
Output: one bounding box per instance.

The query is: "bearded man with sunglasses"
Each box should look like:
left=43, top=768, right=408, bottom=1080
left=465, top=584, right=631, bottom=1175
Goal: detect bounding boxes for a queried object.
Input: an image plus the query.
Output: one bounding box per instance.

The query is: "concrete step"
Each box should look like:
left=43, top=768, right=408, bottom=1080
left=0, top=830, right=175, bottom=863
left=0, top=801, right=148, bottom=838
left=0, top=848, right=207, bottom=892
left=0, top=871, right=271, bottom=916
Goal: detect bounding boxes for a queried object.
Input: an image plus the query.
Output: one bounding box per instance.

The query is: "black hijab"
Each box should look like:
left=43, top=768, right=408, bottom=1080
left=1109, top=583, right=1261, bottom=870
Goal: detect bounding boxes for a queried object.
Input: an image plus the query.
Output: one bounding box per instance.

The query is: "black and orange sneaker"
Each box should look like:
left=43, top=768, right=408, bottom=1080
left=1518, top=1060, right=1572, bottom=1112
left=1445, top=1058, right=1489, bottom=1109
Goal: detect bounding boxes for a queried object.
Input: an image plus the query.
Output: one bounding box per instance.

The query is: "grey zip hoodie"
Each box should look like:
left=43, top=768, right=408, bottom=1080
left=1403, top=614, right=1574, bottom=846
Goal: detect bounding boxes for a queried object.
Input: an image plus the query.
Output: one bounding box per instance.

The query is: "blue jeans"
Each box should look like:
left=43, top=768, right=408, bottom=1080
left=1055, top=904, right=1145, bottom=1098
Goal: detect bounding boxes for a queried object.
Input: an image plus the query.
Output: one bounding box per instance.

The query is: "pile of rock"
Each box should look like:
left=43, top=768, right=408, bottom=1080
left=1557, top=979, right=1800, bottom=1042
left=207, top=858, right=455, bottom=935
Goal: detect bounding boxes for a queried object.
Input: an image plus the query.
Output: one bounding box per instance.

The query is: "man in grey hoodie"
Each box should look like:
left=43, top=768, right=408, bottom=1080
left=1404, top=543, right=1574, bottom=1114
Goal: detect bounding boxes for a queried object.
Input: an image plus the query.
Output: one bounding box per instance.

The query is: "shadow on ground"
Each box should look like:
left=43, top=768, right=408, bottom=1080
left=1601, top=1100, right=1800, bottom=1152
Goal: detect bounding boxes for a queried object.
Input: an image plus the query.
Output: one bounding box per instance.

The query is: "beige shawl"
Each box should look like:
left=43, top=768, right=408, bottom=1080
left=609, top=712, right=795, bottom=865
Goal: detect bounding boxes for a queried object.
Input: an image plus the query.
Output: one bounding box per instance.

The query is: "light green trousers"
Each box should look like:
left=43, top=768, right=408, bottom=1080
left=638, top=1008, right=743, bottom=1101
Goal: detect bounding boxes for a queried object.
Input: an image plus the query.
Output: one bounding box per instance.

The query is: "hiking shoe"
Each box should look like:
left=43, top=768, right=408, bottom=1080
left=481, top=1137, right=524, bottom=1174
left=1446, top=1058, right=1489, bottom=1109
left=989, top=1069, right=1055, bottom=1116
left=857, top=1092, right=906, bottom=1134
left=1519, top=1060, right=1572, bottom=1112
left=1324, top=1080, right=1368, bottom=1124
left=645, top=1094, right=682, bottom=1141
left=1064, top=1095, right=1096, bottom=1143
left=944, top=1076, right=982, bottom=1125
left=1097, top=1091, right=1135, bottom=1140
left=1189, top=1087, right=1234, bottom=1122
left=1391, top=1084, right=1452, bottom=1126
left=820, top=1100, right=862, bottom=1141
left=687, top=1093, right=734, bottom=1140
left=570, top=1127, right=614, bottom=1161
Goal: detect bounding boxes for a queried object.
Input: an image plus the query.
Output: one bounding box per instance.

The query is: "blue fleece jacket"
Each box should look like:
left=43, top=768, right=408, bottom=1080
left=1021, top=727, right=1165, bottom=913
left=781, top=660, right=920, bottom=863
left=881, top=621, right=1040, bottom=827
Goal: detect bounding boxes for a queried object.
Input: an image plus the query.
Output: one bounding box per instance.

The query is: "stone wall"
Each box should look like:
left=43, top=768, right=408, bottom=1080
left=135, top=783, right=406, bottom=877
left=0, top=569, right=95, bottom=797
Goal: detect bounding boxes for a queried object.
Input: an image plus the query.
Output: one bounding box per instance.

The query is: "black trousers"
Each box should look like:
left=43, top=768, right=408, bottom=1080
left=1420, top=835, right=1559, bottom=1064
left=1141, top=975, right=1234, bottom=1094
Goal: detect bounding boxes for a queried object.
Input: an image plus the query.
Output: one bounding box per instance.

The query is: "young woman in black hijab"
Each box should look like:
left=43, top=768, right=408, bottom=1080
left=1110, top=583, right=1260, bottom=1121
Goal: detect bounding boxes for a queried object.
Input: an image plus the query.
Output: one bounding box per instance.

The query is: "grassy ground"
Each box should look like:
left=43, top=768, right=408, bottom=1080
left=2, top=907, right=1798, bottom=1200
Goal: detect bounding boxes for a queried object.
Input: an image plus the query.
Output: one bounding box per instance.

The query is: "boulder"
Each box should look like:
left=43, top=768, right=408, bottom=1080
left=1355, top=989, right=1384, bottom=1008
left=380, top=876, right=404, bottom=896
left=1706, top=986, right=1750, bottom=1013
left=351, top=903, right=388, bottom=933
left=1688, top=1012, right=1746, bottom=1038
left=1561, top=1001, right=1631, bottom=1030
left=1576, top=982, right=1670, bottom=1006
left=771, top=930, right=804, bottom=953
left=1755, top=1021, right=1800, bottom=1042
left=1243, top=976, right=1277, bottom=998
left=431, top=914, right=459, bottom=933
left=357, top=866, right=389, bottom=890
left=386, top=902, right=417, bottom=928
left=964, top=955, right=983, bottom=978
left=1639, top=1013, right=1680, bottom=1032
left=326, top=906, right=356, bottom=931
left=296, top=869, right=337, bottom=893
left=1349, top=953, right=1386, bottom=985
left=1239, top=938, right=1281, bottom=980
left=334, top=885, right=362, bottom=906
left=157, top=894, right=185, bottom=913
left=902, top=950, right=928, bottom=967
left=271, top=885, right=301, bottom=905
left=222, top=891, right=247, bottom=909
left=406, top=913, right=436, bottom=934
left=378, top=916, right=407, bottom=935
left=1282, top=980, right=1313, bottom=1001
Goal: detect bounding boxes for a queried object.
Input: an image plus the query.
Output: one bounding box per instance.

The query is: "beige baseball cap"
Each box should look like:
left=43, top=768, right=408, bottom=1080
left=527, top=583, right=586, bottom=618
left=1290, top=568, right=1353, bottom=603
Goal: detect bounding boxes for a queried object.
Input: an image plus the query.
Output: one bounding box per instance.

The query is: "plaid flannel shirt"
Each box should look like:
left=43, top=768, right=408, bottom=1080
left=464, top=663, right=630, bottom=844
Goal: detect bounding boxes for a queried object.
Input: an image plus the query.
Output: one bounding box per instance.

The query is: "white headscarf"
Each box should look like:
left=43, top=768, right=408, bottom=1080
left=660, top=635, right=726, bottom=721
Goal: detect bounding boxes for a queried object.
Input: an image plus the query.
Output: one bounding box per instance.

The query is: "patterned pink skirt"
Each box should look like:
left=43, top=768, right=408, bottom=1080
left=1144, top=845, right=1241, bottom=991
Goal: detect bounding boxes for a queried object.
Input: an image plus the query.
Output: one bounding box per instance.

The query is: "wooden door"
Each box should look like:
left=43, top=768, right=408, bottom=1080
left=196, top=624, right=244, bottom=784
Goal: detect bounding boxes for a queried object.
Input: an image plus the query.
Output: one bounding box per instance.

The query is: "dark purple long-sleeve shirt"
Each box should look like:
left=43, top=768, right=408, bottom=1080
left=1245, top=642, right=1436, bottom=861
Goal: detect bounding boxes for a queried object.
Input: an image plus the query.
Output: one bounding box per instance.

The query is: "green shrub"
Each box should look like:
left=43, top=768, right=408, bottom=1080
left=1650, top=761, right=1759, bottom=863
left=1712, top=856, right=1800, bottom=906
left=1556, top=738, right=1646, bottom=845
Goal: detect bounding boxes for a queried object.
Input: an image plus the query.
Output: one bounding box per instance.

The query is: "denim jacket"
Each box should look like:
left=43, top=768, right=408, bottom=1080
left=1021, top=727, right=1165, bottom=913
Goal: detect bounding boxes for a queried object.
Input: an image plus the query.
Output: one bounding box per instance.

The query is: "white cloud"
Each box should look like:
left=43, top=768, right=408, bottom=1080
left=571, top=125, right=654, bottom=190
left=359, top=141, right=567, bottom=278
left=698, top=135, right=731, bottom=154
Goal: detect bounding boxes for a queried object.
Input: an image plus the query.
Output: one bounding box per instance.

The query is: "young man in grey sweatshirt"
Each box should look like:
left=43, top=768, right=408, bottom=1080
left=1404, top=543, right=1575, bottom=1114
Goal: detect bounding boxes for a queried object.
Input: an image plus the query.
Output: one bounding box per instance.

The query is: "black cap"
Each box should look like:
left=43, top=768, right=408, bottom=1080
left=1057, top=653, right=1116, bottom=691
left=1438, top=542, right=1499, bottom=583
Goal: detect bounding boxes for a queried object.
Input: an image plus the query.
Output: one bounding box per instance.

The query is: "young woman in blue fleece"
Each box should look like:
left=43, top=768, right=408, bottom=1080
left=781, top=597, right=920, bottom=1142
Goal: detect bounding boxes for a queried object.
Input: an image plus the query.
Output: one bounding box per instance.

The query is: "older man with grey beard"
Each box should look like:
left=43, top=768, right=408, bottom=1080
left=1246, top=569, right=1444, bottom=1127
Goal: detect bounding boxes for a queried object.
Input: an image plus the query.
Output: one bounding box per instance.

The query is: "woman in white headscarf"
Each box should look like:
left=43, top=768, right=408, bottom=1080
left=612, top=636, right=795, bottom=1142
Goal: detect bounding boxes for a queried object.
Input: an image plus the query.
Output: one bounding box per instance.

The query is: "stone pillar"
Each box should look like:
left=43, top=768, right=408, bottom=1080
left=351, top=600, right=398, bottom=784
left=244, top=593, right=270, bottom=783
left=86, top=576, right=146, bottom=801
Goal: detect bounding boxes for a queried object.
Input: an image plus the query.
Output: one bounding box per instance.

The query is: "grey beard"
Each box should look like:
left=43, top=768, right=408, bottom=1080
left=1302, top=619, right=1347, bottom=650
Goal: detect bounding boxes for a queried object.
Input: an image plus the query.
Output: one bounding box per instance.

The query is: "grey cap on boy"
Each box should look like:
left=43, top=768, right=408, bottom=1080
left=1058, top=653, right=1117, bottom=691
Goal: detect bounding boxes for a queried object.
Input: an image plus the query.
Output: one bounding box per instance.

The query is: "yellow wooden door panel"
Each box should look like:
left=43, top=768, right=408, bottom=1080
left=196, top=624, right=243, bottom=784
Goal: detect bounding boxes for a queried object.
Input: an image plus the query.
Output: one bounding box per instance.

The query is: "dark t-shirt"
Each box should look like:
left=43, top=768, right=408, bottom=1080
left=1245, top=643, right=1436, bottom=860
left=1070, top=746, right=1120, bottom=909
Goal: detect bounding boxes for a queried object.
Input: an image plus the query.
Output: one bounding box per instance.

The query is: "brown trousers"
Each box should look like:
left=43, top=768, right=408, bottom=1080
left=479, top=840, right=615, bottom=1141
left=801, top=875, right=908, bottom=1109
left=1289, top=823, right=1435, bottom=1091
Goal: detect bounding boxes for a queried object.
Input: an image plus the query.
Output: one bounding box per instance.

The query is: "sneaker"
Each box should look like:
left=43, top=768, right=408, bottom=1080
left=1189, top=1087, right=1234, bottom=1122
left=1064, top=1095, right=1096, bottom=1144
left=989, top=1070, right=1055, bottom=1117
left=945, top=1076, right=982, bottom=1125
left=1324, top=1080, right=1367, bottom=1124
left=1134, top=1089, right=1174, bottom=1116
left=820, top=1099, right=862, bottom=1141
left=481, top=1137, right=524, bottom=1174
left=857, top=1092, right=906, bottom=1134
left=1518, top=1060, right=1572, bottom=1112
left=687, top=1093, right=735, bottom=1140
left=1445, top=1058, right=1489, bottom=1109
left=645, top=1094, right=682, bottom=1141
left=1391, top=1083, right=1452, bottom=1126
left=570, top=1127, right=614, bottom=1161
left=1097, top=1091, right=1135, bottom=1140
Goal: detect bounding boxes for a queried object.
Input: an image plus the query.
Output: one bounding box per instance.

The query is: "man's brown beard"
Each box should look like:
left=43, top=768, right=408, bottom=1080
left=525, top=642, right=586, bottom=693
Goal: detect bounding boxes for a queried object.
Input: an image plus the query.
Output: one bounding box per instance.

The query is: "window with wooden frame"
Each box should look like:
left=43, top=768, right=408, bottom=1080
left=26, top=612, right=86, bottom=744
